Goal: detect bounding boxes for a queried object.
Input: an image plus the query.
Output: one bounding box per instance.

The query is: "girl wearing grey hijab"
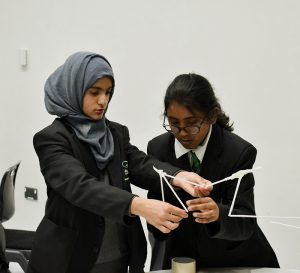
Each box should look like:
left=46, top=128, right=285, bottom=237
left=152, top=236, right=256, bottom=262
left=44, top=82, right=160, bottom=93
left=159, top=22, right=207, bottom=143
left=29, top=51, right=210, bottom=273
left=44, top=51, right=114, bottom=170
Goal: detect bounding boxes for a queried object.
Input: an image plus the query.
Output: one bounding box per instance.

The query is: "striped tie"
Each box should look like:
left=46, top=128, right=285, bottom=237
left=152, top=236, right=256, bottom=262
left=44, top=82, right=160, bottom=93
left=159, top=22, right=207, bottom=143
left=190, top=151, right=201, bottom=173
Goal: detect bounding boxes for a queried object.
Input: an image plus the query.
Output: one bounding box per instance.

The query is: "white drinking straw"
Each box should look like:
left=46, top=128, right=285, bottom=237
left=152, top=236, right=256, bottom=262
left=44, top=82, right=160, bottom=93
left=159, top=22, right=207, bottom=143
left=153, top=166, right=188, bottom=212
left=270, top=221, right=300, bottom=229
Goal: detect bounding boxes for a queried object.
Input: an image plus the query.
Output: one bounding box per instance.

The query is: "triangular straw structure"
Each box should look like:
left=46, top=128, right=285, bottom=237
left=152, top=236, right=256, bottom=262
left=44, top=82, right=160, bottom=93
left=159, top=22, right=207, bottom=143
left=153, top=166, right=300, bottom=222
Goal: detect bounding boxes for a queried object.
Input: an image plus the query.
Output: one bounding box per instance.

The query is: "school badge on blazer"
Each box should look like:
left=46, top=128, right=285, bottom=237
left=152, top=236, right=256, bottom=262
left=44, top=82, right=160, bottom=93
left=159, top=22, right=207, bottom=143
left=122, top=160, right=130, bottom=182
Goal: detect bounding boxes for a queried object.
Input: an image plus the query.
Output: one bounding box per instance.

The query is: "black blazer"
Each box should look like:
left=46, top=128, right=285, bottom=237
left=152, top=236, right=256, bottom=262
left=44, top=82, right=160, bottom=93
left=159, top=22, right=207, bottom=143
left=147, top=124, right=279, bottom=270
left=27, top=118, right=181, bottom=273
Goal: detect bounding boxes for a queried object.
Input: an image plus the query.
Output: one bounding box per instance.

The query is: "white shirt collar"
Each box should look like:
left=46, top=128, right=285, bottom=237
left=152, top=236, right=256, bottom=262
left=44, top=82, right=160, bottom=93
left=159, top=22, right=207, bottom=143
left=174, top=125, right=212, bottom=162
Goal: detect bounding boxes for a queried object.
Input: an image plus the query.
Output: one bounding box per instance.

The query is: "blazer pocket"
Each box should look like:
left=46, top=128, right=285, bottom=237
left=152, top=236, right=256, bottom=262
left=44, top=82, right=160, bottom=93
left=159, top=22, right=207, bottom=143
left=29, top=217, right=78, bottom=273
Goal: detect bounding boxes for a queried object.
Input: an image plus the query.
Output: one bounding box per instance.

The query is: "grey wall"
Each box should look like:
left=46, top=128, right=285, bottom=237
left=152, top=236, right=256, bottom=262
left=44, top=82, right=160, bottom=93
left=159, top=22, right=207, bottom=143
left=1, top=0, right=300, bottom=270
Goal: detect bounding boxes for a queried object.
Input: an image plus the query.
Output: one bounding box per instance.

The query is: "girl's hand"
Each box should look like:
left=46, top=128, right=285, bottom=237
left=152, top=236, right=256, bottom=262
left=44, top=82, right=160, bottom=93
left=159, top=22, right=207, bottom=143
left=172, top=171, right=213, bottom=197
left=186, top=197, right=219, bottom=223
left=131, top=197, right=188, bottom=233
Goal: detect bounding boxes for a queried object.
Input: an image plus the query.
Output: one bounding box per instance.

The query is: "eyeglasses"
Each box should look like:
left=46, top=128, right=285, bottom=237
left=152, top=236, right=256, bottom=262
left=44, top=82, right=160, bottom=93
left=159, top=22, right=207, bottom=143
left=163, top=116, right=205, bottom=135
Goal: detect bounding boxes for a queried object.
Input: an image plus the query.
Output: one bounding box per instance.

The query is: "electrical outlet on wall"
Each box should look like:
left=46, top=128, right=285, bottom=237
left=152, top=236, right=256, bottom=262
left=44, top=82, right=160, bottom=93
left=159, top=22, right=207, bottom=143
left=24, top=187, right=38, bottom=201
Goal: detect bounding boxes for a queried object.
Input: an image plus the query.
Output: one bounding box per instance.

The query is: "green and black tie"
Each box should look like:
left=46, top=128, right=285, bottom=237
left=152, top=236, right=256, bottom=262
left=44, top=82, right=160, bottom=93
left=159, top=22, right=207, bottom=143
left=190, top=151, right=201, bottom=173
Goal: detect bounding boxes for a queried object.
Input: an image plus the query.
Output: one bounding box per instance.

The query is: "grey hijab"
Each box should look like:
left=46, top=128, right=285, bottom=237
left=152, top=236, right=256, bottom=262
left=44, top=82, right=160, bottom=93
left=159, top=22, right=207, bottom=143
left=44, top=51, right=114, bottom=170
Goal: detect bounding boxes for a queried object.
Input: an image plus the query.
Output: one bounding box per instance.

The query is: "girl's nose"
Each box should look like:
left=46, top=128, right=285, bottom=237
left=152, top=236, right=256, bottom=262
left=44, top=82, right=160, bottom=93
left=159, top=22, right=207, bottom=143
left=97, top=95, right=108, bottom=105
left=178, top=127, right=189, bottom=137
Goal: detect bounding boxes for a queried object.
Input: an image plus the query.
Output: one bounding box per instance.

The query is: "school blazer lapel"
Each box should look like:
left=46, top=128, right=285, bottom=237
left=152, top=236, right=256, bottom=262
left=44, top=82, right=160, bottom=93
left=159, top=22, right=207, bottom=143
left=66, top=120, right=123, bottom=189
left=164, top=137, right=192, bottom=171
left=200, top=125, right=223, bottom=182
left=106, top=126, right=124, bottom=189
left=65, top=122, right=100, bottom=178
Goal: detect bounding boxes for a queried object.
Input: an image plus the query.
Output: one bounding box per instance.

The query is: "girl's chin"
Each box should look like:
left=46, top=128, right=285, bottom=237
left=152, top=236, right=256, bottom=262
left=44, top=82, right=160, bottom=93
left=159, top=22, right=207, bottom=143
left=180, top=141, right=197, bottom=150
left=89, top=114, right=105, bottom=121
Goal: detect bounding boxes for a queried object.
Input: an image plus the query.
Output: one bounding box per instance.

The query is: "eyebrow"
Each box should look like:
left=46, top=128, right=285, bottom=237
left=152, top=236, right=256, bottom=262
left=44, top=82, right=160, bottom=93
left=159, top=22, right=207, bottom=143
left=90, top=86, right=112, bottom=90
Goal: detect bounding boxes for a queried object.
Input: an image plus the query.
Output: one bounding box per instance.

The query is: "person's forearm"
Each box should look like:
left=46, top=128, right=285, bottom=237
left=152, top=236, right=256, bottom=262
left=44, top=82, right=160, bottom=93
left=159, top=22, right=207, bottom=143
left=130, top=196, right=150, bottom=218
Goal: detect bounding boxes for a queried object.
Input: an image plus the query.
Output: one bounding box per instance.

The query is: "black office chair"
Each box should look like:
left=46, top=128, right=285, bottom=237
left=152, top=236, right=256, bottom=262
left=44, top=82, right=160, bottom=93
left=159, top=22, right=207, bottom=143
left=0, top=161, right=35, bottom=272
left=5, top=228, right=34, bottom=272
left=0, top=161, right=21, bottom=271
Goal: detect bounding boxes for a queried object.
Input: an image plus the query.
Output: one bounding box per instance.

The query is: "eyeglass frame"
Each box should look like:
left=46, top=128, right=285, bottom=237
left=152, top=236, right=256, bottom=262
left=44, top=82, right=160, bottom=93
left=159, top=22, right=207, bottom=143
left=162, top=115, right=206, bottom=135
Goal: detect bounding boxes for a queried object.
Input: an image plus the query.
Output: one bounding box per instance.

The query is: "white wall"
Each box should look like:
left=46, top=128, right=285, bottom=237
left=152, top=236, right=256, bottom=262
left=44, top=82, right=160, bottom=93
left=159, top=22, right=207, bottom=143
left=1, top=0, right=300, bottom=270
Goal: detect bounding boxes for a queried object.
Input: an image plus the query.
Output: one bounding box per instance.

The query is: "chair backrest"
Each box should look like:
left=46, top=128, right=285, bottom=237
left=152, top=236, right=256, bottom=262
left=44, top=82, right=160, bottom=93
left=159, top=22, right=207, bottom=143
left=0, top=162, right=21, bottom=223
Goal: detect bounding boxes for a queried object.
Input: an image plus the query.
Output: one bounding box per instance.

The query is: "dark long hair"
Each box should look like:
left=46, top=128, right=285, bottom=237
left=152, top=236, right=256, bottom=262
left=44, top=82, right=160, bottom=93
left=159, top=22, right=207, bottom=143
left=164, top=73, right=233, bottom=131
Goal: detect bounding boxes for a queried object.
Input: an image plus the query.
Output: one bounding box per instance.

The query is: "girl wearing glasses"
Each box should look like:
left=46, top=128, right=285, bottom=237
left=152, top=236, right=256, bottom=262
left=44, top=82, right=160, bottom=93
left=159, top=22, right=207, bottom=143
left=28, top=54, right=210, bottom=273
left=147, top=73, right=279, bottom=270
